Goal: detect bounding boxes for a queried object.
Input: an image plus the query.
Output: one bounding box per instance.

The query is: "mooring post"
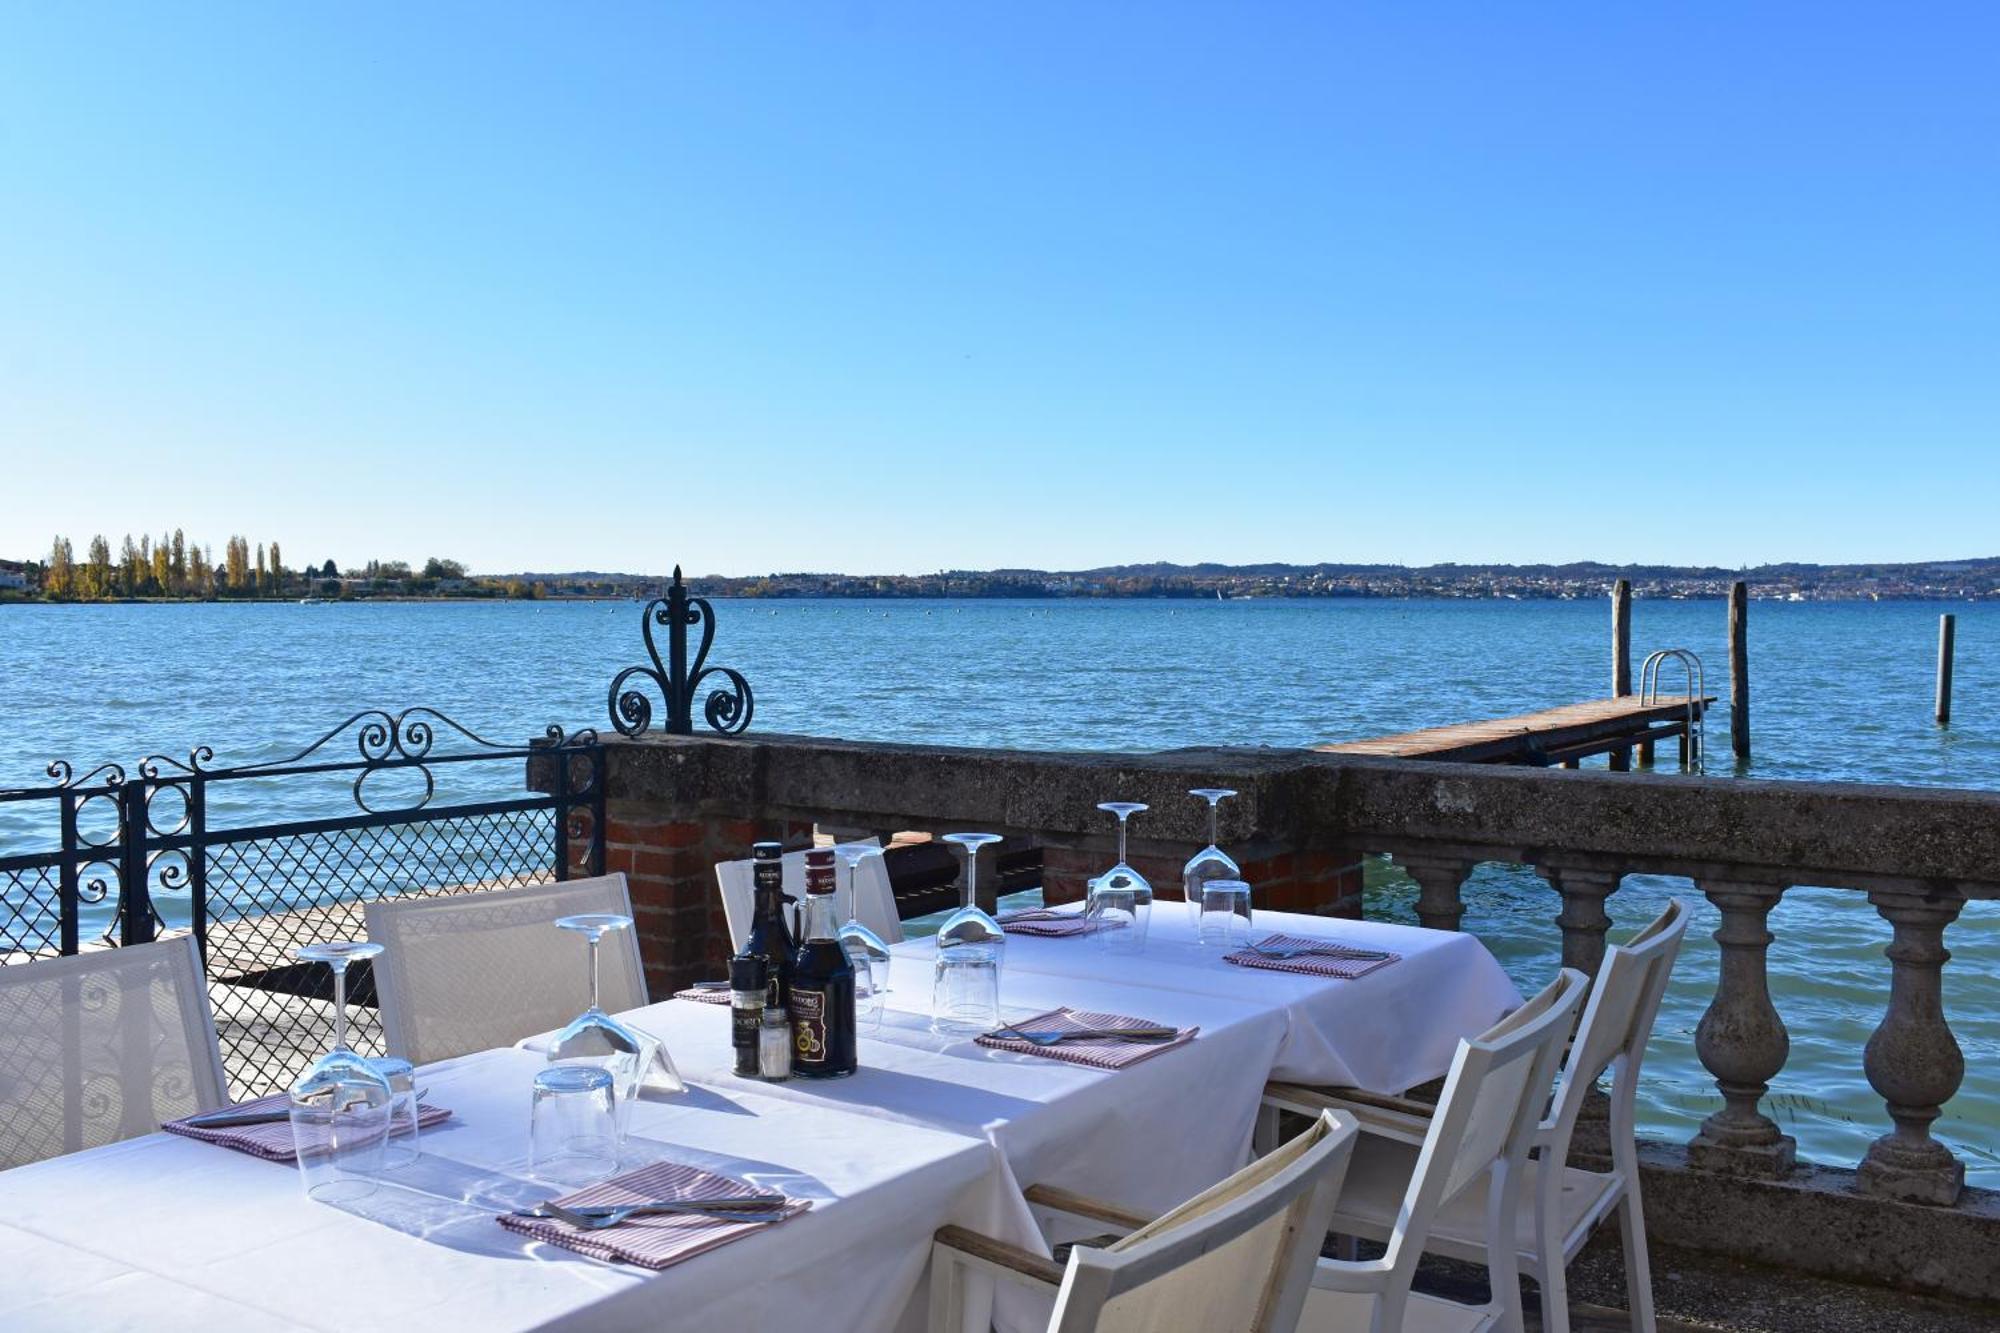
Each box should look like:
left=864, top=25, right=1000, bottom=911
left=1612, top=578, right=1632, bottom=697
left=1730, top=581, right=1751, bottom=759
left=1936, top=614, right=1955, bottom=726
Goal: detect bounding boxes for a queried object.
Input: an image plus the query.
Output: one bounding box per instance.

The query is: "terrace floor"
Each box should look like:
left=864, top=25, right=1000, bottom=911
left=1419, top=1233, right=2000, bottom=1332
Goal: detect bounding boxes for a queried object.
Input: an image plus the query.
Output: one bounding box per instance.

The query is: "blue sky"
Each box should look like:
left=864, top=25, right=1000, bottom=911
left=3, top=4, right=1996, bottom=576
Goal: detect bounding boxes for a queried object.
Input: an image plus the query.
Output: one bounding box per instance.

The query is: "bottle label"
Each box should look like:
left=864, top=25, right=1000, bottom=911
left=791, top=988, right=828, bottom=1066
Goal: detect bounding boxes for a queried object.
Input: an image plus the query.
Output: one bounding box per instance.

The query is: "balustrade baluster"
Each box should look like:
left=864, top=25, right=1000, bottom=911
left=1857, top=887, right=1966, bottom=1206
left=1398, top=855, right=1472, bottom=932
left=1689, top=879, right=1796, bottom=1177
left=1537, top=864, right=1621, bottom=976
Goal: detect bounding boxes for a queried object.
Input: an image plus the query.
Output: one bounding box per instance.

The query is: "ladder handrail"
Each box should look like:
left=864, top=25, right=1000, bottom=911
left=1639, top=648, right=1705, bottom=772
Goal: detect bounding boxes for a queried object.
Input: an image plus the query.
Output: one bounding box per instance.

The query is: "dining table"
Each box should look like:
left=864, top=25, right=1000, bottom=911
left=0, top=904, right=1520, bottom=1332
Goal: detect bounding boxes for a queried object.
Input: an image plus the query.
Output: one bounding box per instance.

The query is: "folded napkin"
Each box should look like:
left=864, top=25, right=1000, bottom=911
left=498, top=1158, right=810, bottom=1270
left=163, top=1092, right=452, bottom=1163
left=974, top=1006, right=1196, bottom=1069
left=672, top=985, right=734, bottom=1006
left=1223, top=932, right=1401, bottom=981
left=997, top=908, right=1105, bottom=938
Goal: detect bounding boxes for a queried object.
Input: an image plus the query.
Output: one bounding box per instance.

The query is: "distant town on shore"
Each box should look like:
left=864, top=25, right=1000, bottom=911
left=5, top=541, right=1997, bottom=605
left=10, top=544, right=1996, bottom=604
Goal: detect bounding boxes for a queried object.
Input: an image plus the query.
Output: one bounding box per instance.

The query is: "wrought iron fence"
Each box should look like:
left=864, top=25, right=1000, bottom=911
left=0, top=708, right=603, bottom=1098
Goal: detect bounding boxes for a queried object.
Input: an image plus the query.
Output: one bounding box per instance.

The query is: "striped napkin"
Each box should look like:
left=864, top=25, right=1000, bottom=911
left=498, top=1158, right=810, bottom=1270
left=975, top=1006, right=1196, bottom=1069
left=997, top=908, right=1105, bottom=938
left=162, top=1093, right=452, bottom=1163
left=672, top=985, right=734, bottom=1006
left=1224, top=933, right=1401, bottom=981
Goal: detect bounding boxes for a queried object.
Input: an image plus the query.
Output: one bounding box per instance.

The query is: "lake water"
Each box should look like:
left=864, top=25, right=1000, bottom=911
left=2, top=597, right=1995, bottom=1181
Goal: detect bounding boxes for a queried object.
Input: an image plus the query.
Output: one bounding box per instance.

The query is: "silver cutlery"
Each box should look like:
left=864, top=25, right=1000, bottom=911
left=1244, top=942, right=1392, bottom=962
left=987, top=1023, right=1180, bottom=1046
left=185, top=1089, right=432, bottom=1129
left=518, top=1198, right=789, bottom=1229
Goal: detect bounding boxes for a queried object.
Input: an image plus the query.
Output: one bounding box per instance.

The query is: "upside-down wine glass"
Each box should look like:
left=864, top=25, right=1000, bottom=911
left=934, top=833, right=1005, bottom=1035
left=834, top=844, right=892, bottom=1021
left=288, top=941, right=394, bottom=1202
left=1087, top=802, right=1153, bottom=954
left=1182, top=788, right=1239, bottom=930
left=548, top=913, right=657, bottom=1142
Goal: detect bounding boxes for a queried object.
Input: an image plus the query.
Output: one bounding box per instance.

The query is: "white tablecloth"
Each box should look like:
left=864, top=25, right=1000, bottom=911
left=894, top=906, right=1522, bottom=1090
left=0, top=1046, right=1024, bottom=1332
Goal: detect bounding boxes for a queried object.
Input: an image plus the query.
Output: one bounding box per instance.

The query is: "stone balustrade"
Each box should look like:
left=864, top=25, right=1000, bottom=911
left=564, top=731, right=2000, bottom=1218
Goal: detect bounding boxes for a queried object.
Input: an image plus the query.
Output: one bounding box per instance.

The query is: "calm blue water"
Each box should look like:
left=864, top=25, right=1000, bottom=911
left=2, top=597, right=1995, bottom=1181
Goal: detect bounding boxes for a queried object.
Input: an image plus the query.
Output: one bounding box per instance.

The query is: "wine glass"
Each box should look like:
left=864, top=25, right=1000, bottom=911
left=1087, top=803, right=1152, bottom=954
left=1182, top=789, right=1239, bottom=929
left=834, top=844, right=892, bottom=1020
left=548, top=913, right=657, bottom=1141
left=934, top=832, right=1005, bottom=1035
left=288, top=941, right=393, bottom=1202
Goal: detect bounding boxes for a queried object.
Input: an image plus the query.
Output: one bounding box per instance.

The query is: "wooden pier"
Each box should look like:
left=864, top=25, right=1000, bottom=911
left=1320, top=694, right=1714, bottom=768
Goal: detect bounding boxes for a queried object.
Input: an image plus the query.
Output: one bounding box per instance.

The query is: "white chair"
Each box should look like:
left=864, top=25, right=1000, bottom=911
left=0, top=937, right=227, bottom=1168
left=366, top=874, right=649, bottom=1065
left=929, top=1109, right=1360, bottom=1333
left=1283, top=968, right=1590, bottom=1332
left=1272, top=901, right=1690, bottom=1333
left=713, top=838, right=902, bottom=951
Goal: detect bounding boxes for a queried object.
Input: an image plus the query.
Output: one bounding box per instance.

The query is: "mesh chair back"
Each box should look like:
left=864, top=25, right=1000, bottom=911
left=366, top=875, right=648, bottom=1065
left=714, top=839, right=901, bottom=950
left=1050, top=1111, right=1358, bottom=1333
left=0, top=937, right=226, bottom=1168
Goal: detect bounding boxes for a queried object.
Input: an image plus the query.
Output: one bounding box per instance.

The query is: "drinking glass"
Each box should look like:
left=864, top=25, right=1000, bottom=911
left=367, top=1056, right=421, bottom=1169
left=531, top=1065, right=619, bottom=1188
left=288, top=941, right=393, bottom=1202
left=1086, top=803, right=1152, bottom=954
left=1182, top=788, right=1239, bottom=927
left=834, top=844, right=892, bottom=1019
left=1199, top=878, right=1254, bottom=947
left=548, top=913, right=655, bottom=1141
left=934, top=832, right=1005, bottom=1035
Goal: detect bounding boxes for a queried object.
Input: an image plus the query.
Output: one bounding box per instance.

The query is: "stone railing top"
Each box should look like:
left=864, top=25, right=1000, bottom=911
left=583, top=732, right=2000, bottom=896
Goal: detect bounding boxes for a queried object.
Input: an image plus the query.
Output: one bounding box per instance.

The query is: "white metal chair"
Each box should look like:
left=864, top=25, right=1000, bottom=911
left=929, top=1109, right=1360, bottom=1333
left=1271, top=901, right=1690, bottom=1333
left=0, top=937, right=227, bottom=1168
left=1282, top=968, right=1590, bottom=1332
left=713, top=838, right=902, bottom=950
left=366, top=874, right=649, bottom=1065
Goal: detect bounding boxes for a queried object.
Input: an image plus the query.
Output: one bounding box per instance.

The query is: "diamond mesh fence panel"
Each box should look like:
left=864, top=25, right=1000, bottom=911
left=202, top=808, right=561, bottom=1098
left=0, top=866, right=63, bottom=964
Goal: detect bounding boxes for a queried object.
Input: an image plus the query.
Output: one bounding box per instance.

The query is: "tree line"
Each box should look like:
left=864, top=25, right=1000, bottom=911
left=30, top=535, right=522, bottom=601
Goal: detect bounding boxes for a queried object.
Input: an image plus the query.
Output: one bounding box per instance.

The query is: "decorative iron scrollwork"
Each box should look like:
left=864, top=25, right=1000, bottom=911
left=607, top=566, right=755, bottom=738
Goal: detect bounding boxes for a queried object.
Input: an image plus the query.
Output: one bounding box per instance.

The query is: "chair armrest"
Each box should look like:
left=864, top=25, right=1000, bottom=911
left=1309, top=1254, right=1397, bottom=1291
left=932, top=1225, right=1067, bottom=1287
left=1263, top=1083, right=1434, bottom=1146
left=1022, top=1183, right=1155, bottom=1232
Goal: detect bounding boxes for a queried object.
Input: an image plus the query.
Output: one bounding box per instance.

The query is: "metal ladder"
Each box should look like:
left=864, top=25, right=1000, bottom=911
left=1640, top=648, right=1705, bottom=773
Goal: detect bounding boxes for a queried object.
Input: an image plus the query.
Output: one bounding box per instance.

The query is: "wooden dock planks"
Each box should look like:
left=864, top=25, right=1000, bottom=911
left=1319, top=695, right=1714, bottom=765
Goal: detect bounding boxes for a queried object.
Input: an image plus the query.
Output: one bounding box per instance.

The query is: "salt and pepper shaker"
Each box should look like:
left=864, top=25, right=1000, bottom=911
left=759, top=1001, right=793, bottom=1081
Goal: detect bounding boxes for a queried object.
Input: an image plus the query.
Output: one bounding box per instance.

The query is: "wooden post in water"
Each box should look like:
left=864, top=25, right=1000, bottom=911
left=1730, top=581, right=1751, bottom=759
left=1612, top=579, right=1632, bottom=697
left=1936, top=614, right=1955, bottom=726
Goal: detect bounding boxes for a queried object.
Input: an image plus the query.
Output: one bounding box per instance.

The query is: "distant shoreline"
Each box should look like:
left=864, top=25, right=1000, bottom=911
left=3, top=590, right=1991, bottom=607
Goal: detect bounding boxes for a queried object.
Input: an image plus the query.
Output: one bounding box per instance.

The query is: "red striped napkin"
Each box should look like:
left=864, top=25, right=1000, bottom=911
left=498, top=1158, right=811, bottom=1270
left=162, top=1093, right=452, bottom=1162
left=1224, top=933, right=1401, bottom=980
left=997, top=908, right=1105, bottom=938
left=974, top=1006, right=1196, bottom=1069
left=672, top=985, right=734, bottom=1006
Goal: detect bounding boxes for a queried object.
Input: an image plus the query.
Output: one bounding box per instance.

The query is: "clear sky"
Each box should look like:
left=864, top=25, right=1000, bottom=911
left=3, top=4, right=1996, bottom=577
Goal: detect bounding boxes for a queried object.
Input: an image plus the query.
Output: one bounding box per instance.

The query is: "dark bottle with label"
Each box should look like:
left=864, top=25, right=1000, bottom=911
left=742, top=841, right=795, bottom=1013
left=730, top=953, right=767, bottom=1078
left=789, top=848, right=858, bottom=1079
